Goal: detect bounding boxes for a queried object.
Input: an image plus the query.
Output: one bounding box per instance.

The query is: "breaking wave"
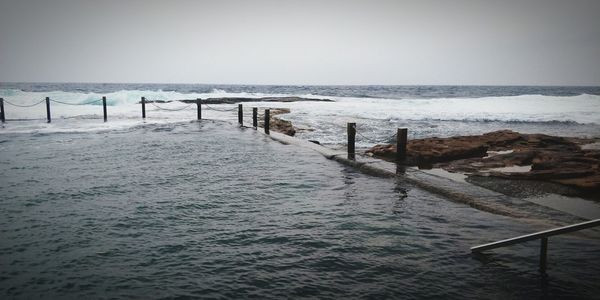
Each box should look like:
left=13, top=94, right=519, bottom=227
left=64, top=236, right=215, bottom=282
left=1, top=87, right=599, bottom=137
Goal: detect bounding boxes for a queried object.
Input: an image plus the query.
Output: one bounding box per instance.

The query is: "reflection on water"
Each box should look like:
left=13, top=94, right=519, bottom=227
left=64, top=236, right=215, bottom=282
left=0, top=121, right=599, bottom=299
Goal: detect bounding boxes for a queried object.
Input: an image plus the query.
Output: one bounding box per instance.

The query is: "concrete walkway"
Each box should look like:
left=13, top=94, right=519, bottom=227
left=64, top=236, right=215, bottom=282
left=262, top=128, right=586, bottom=227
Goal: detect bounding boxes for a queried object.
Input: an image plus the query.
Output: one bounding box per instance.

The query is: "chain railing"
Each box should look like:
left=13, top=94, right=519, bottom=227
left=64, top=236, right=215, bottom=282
left=0, top=98, right=405, bottom=163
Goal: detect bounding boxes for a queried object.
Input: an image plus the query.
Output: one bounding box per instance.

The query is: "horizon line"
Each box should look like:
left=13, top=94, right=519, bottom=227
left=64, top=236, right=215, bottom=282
left=2, top=81, right=600, bottom=88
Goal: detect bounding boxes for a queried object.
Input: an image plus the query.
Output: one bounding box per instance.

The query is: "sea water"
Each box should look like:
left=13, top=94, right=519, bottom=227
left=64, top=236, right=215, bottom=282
left=1, top=83, right=600, bottom=147
left=1, top=84, right=600, bottom=298
left=0, top=121, right=599, bottom=299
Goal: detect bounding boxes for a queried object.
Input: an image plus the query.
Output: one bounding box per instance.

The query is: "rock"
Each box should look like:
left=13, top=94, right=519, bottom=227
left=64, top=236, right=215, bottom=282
left=367, top=144, right=397, bottom=160
left=366, top=130, right=600, bottom=194
left=367, top=131, right=515, bottom=167
left=440, top=150, right=536, bottom=173
left=490, top=169, right=595, bottom=180
left=479, top=130, right=524, bottom=149
left=270, top=117, right=296, bottom=136
left=269, top=108, right=296, bottom=136
left=257, top=108, right=296, bottom=136
left=407, top=138, right=488, bottom=167
left=583, top=150, right=600, bottom=159
left=179, top=97, right=334, bottom=104
left=513, top=134, right=581, bottom=152
left=554, top=175, right=600, bottom=191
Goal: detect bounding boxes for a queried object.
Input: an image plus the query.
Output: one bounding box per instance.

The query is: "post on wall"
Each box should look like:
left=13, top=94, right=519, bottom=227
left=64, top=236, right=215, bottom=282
left=238, top=104, right=243, bottom=126
left=141, top=97, right=146, bottom=119
left=252, top=107, right=258, bottom=129
left=102, top=96, right=107, bottom=122
left=347, top=122, right=356, bottom=160
left=396, top=128, right=407, bottom=162
left=196, top=98, right=202, bottom=120
left=264, top=109, right=270, bottom=134
left=46, top=97, right=51, bottom=123
left=0, top=98, right=5, bottom=123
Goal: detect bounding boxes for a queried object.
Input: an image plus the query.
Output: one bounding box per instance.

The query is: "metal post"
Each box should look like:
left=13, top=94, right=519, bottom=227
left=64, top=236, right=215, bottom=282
left=196, top=98, right=202, bottom=120
left=102, top=96, right=107, bottom=122
left=347, top=122, right=356, bottom=160
left=540, top=237, right=548, bottom=275
left=396, top=128, right=408, bottom=162
left=264, top=109, right=270, bottom=134
left=0, top=98, right=5, bottom=123
left=238, top=104, right=243, bottom=126
left=46, top=97, right=51, bottom=123
left=141, top=97, right=146, bottom=119
left=252, top=107, right=258, bottom=129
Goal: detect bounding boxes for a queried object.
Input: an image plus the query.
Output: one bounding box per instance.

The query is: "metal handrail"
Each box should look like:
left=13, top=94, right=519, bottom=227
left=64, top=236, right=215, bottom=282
left=471, top=218, right=600, bottom=274
left=471, top=219, right=600, bottom=252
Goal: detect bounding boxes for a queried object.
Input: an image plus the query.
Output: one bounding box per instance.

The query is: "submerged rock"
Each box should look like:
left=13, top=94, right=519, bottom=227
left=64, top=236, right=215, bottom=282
left=258, top=108, right=296, bottom=136
left=143, top=97, right=334, bottom=104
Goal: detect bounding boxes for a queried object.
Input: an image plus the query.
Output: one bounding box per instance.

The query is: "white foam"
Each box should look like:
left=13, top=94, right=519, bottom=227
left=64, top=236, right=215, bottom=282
left=281, top=93, right=600, bottom=124
left=1, top=89, right=600, bottom=138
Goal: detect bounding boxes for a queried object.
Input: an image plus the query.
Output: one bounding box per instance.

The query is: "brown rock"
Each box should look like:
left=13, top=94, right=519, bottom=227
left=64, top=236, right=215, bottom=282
left=366, top=130, right=600, bottom=193
left=407, top=138, right=488, bottom=167
left=479, top=130, right=524, bottom=149
left=490, top=169, right=595, bottom=180
left=367, top=144, right=397, bottom=160
left=437, top=150, right=536, bottom=174
left=257, top=108, right=296, bottom=136
left=270, top=117, right=296, bottom=136
left=554, top=175, right=600, bottom=191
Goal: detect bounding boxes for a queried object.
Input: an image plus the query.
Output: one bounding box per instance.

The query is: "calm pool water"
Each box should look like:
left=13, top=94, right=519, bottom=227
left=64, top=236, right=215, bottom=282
left=0, top=120, right=599, bottom=299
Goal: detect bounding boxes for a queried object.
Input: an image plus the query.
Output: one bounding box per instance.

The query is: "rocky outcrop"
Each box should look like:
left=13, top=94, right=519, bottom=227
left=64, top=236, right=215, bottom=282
left=367, top=140, right=487, bottom=168
left=257, top=108, right=296, bottom=136
left=367, top=130, right=524, bottom=167
left=202, top=97, right=333, bottom=104
left=143, top=97, right=334, bottom=104
left=367, top=130, right=600, bottom=193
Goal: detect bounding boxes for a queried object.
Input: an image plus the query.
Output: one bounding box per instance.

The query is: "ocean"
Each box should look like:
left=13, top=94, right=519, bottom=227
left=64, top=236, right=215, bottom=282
left=1, top=83, right=600, bottom=147
left=1, top=83, right=600, bottom=298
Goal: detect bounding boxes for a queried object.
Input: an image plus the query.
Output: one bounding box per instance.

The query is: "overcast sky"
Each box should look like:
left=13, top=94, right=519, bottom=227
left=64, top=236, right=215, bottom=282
left=0, top=0, right=599, bottom=85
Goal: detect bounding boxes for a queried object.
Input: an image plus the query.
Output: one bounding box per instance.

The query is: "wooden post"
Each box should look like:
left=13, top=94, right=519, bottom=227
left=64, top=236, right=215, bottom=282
left=252, top=107, right=257, bottom=129
left=141, top=97, right=146, bottom=119
left=396, top=128, right=408, bottom=162
left=46, top=97, right=51, bottom=123
left=102, top=96, right=107, bottom=122
left=196, top=98, right=202, bottom=120
left=238, top=104, right=243, bottom=126
left=0, top=98, right=5, bottom=123
left=347, top=122, right=356, bottom=160
left=540, top=237, right=548, bottom=275
left=264, top=109, right=270, bottom=134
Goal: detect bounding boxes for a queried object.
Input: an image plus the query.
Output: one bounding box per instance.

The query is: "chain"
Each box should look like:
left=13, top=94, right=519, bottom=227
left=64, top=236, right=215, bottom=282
left=354, top=124, right=397, bottom=144
left=2, top=99, right=46, bottom=107
left=203, top=104, right=238, bottom=112
left=50, top=98, right=103, bottom=105
left=149, top=102, right=193, bottom=111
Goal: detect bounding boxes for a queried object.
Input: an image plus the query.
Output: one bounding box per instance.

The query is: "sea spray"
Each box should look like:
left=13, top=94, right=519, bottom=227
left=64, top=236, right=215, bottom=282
left=1, top=84, right=599, bottom=142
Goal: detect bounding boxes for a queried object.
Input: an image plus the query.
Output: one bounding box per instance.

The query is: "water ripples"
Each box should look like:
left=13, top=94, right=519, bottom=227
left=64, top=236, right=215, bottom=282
left=0, top=121, right=599, bottom=299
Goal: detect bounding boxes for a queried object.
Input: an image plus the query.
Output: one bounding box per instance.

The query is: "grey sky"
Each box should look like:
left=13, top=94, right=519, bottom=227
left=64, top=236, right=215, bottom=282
left=0, top=0, right=599, bottom=85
